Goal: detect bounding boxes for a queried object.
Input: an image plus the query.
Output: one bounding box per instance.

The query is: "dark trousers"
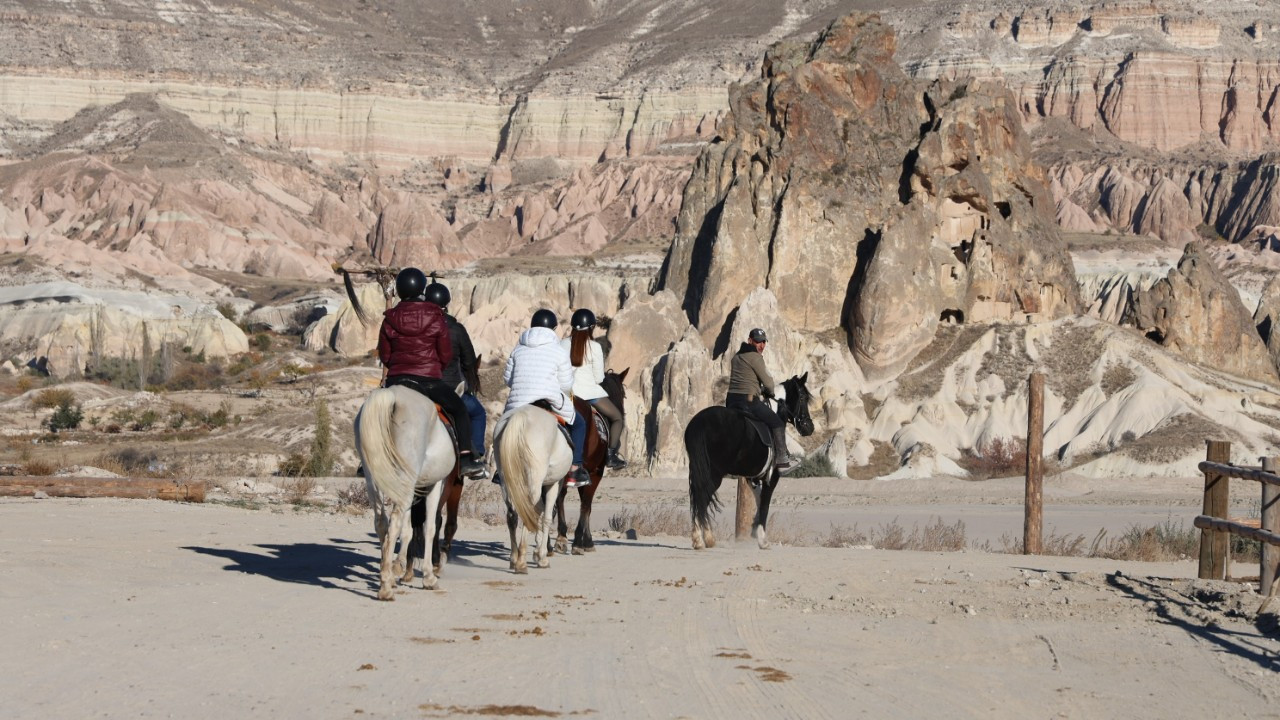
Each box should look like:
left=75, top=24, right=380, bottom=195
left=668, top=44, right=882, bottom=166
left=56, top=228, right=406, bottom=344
left=726, top=392, right=783, bottom=429
left=462, top=393, right=486, bottom=458
left=570, top=411, right=587, bottom=466
left=589, top=397, right=624, bottom=450
left=386, top=375, right=475, bottom=456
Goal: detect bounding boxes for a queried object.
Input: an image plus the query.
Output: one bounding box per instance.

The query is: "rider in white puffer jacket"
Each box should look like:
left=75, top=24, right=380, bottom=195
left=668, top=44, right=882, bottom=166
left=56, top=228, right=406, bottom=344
left=502, top=309, right=590, bottom=487
left=503, top=326, right=575, bottom=424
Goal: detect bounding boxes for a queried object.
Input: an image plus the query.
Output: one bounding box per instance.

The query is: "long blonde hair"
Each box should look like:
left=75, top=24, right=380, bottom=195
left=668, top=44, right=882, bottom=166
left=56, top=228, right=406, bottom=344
left=569, top=327, right=591, bottom=367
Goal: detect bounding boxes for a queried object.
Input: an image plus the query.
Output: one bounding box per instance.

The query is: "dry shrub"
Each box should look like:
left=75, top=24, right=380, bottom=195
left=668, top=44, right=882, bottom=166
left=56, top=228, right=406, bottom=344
left=30, top=387, right=76, bottom=411
left=788, top=453, right=836, bottom=478
left=979, top=530, right=1087, bottom=555
left=337, top=480, right=370, bottom=512
left=870, top=517, right=967, bottom=551
left=817, top=523, right=870, bottom=548
left=281, top=475, right=318, bottom=504
left=1091, top=519, right=1202, bottom=562
left=958, top=437, right=1027, bottom=479
left=608, top=502, right=690, bottom=537
left=22, top=458, right=57, bottom=476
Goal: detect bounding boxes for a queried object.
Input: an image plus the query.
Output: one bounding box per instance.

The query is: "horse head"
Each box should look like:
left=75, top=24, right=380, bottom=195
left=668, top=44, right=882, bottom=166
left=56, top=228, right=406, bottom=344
left=602, top=368, right=629, bottom=414
left=781, top=372, right=815, bottom=437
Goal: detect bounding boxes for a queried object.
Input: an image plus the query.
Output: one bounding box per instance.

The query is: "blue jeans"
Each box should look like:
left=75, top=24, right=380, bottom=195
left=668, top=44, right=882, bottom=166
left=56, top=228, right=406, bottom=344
left=570, top=411, right=587, bottom=466
left=462, top=393, right=486, bottom=458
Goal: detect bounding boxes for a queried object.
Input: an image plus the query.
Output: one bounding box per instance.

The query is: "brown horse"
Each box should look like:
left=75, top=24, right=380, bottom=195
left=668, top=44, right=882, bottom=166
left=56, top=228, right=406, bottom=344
left=553, top=368, right=628, bottom=555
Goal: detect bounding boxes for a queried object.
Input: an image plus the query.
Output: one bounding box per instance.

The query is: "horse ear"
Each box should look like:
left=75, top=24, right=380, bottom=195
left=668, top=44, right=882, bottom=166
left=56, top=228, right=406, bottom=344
left=799, top=371, right=808, bottom=384
left=621, top=368, right=630, bottom=382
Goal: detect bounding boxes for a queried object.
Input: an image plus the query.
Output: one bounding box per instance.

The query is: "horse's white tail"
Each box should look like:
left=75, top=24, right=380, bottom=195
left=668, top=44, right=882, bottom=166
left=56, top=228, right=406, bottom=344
left=497, top=407, right=542, bottom=531
left=357, top=388, right=414, bottom=509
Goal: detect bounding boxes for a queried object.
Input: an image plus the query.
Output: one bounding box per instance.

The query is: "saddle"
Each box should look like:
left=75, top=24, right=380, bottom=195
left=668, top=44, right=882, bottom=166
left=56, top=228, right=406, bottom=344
left=727, top=403, right=779, bottom=484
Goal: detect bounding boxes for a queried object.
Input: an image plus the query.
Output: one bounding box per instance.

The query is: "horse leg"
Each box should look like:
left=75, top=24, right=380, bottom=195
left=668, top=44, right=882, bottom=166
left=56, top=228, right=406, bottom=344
left=750, top=470, right=781, bottom=550
left=433, top=475, right=461, bottom=574
left=377, top=505, right=406, bottom=601
left=419, top=481, right=443, bottom=590
left=506, top=501, right=528, bottom=574
left=574, top=484, right=597, bottom=554
left=403, top=495, right=426, bottom=584
left=535, top=481, right=559, bottom=569
left=553, top=484, right=570, bottom=555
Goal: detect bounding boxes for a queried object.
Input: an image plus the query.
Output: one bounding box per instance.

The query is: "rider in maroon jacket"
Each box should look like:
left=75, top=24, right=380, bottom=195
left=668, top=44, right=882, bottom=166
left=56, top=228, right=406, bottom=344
left=378, top=268, right=486, bottom=479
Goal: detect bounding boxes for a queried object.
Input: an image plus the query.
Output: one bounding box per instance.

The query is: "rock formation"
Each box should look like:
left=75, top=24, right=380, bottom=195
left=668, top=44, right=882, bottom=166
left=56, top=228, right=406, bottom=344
left=661, top=14, right=1081, bottom=379
left=1130, top=242, right=1278, bottom=382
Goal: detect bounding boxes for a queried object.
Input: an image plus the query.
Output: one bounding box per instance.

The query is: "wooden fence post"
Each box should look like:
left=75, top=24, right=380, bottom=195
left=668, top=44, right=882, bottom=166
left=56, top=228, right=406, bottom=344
left=735, top=478, right=754, bottom=541
left=1024, top=372, right=1044, bottom=555
left=1198, top=441, right=1231, bottom=580
left=1262, top=457, right=1280, bottom=594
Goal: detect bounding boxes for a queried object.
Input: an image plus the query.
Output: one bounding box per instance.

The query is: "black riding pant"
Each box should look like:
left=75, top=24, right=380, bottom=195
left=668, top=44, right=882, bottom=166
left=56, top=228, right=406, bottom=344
left=589, top=397, right=624, bottom=450
left=386, top=375, right=476, bottom=456
left=726, top=393, right=783, bottom=429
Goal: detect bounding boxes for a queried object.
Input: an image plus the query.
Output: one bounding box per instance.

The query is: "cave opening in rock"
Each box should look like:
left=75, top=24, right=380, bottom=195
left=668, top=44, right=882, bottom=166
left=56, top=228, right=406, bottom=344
left=1145, top=329, right=1166, bottom=344
left=995, top=201, right=1011, bottom=219
left=940, top=309, right=965, bottom=324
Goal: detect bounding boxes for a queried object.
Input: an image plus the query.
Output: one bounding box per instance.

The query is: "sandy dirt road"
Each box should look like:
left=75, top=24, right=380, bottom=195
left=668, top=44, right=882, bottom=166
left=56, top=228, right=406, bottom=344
left=2, top=495, right=1278, bottom=719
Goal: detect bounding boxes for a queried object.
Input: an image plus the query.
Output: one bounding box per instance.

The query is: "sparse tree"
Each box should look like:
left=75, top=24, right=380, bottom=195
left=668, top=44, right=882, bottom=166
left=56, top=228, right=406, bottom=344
left=306, top=400, right=334, bottom=477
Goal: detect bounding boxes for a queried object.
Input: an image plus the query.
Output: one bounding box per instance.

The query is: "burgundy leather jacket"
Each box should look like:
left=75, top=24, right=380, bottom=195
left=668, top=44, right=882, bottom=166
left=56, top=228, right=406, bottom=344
left=377, top=300, right=453, bottom=379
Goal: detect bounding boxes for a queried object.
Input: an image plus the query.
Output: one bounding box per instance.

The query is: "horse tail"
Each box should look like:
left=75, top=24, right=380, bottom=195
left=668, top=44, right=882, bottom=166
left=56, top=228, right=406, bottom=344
left=685, top=413, right=720, bottom=529
left=358, top=388, right=414, bottom=509
left=497, top=407, right=542, bottom=532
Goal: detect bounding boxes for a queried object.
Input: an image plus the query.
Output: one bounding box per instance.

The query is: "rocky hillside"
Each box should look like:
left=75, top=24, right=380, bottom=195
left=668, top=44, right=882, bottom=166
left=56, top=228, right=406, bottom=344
left=0, top=2, right=1278, bottom=478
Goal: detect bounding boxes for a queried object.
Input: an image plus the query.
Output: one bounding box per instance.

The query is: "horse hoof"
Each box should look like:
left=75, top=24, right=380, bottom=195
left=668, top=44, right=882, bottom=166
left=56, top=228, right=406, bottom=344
left=392, top=561, right=405, bottom=575
left=572, top=547, right=585, bottom=556
left=423, top=578, right=439, bottom=591
left=514, top=567, right=529, bottom=575
left=585, top=545, right=596, bottom=553
left=377, top=590, right=395, bottom=602
left=432, top=564, right=443, bottom=575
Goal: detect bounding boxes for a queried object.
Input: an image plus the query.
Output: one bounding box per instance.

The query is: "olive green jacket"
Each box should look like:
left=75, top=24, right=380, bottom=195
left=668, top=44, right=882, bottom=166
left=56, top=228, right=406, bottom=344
left=728, top=343, right=776, bottom=398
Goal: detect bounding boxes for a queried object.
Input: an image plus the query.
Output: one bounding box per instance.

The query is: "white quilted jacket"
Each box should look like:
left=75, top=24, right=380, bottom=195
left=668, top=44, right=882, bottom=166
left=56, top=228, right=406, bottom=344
left=503, top=327, right=576, bottom=422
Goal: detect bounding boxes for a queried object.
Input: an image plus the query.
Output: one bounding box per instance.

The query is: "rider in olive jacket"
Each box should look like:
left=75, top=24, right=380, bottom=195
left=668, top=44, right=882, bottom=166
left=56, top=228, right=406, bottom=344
left=725, top=328, right=796, bottom=469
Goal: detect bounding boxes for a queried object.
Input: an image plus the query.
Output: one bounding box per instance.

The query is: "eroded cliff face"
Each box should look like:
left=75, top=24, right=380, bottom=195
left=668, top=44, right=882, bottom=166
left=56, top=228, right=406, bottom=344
left=897, top=0, right=1280, bottom=248
left=661, top=15, right=1081, bottom=378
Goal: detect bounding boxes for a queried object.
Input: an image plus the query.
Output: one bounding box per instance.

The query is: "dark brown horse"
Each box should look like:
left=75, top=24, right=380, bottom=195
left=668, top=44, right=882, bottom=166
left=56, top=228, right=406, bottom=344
left=553, top=368, right=628, bottom=555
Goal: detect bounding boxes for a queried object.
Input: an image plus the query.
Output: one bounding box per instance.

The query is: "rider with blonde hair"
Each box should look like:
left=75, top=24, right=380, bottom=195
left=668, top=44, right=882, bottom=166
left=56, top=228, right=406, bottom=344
left=561, top=308, right=627, bottom=470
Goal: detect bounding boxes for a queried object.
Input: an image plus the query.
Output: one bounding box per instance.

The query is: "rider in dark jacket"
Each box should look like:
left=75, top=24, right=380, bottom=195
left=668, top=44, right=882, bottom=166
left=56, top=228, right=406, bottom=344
left=431, top=282, right=487, bottom=462
left=378, top=268, right=486, bottom=479
left=725, top=328, right=796, bottom=469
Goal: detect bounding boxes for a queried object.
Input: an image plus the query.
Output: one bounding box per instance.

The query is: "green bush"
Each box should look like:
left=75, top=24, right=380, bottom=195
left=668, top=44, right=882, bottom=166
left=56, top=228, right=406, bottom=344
left=46, top=401, right=84, bottom=432
left=253, top=333, right=272, bottom=351
left=132, top=409, right=159, bottom=431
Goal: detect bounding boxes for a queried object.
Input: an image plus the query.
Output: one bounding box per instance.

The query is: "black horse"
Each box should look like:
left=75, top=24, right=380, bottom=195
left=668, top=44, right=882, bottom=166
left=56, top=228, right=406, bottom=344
left=553, top=368, right=628, bottom=555
left=684, top=373, right=815, bottom=550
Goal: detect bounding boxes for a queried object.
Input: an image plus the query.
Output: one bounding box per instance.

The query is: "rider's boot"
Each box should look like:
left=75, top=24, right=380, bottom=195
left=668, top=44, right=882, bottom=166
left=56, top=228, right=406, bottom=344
left=606, top=448, right=628, bottom=470
left=566, top=465, right=591, bottom=488
left=771, top=427, right=797, bottom=470
left=460, top=452, right=488, bottom=479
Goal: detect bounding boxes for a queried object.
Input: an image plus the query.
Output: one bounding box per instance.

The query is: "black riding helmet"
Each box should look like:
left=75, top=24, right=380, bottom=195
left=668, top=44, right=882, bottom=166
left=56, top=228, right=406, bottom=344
left=571, top=308, right=596, bottom=331
left=531, top=309, right=557, bottom=329
left=395, top=268, right=427, bottom=300
left=424, top=281, right=450, bottom=307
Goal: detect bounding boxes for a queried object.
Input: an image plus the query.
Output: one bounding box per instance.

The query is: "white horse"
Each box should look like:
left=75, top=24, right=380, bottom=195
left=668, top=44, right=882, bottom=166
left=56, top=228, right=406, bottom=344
left=355, top=385, right=457, bottom=601
left=493, top=405, right=572, bottom=573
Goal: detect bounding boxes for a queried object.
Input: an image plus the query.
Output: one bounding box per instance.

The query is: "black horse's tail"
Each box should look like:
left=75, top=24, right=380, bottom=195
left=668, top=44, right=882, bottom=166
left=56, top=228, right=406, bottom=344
left=685, top=413, right=721, bottom=529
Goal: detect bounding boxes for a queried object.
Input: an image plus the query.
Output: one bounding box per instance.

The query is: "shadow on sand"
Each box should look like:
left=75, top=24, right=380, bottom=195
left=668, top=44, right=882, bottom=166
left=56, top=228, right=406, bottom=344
left=184, top=537, right=379, bottom=598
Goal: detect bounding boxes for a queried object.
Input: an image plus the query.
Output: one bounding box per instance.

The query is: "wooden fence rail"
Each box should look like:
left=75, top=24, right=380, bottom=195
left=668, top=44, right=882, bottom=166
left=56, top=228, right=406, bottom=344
left=1195, top=445, right=1280, bottom=598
